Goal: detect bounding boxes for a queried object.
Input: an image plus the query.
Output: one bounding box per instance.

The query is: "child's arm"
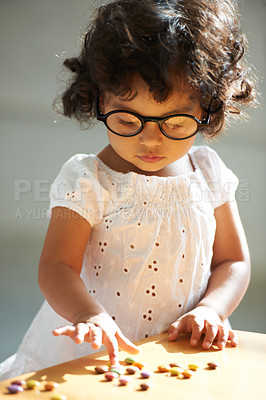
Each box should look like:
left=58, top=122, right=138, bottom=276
left=168, top=199, right=251, bottom=349
left=38, top=207, right=140, bottom=365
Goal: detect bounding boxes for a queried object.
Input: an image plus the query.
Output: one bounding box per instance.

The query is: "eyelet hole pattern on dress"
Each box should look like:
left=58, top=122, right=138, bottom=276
left=98, top=241, right=108, bottom=252
left=143, top=309, right=153, bottom=321
left=145, top=285, right=156, bottom=297
left=94, top=265, right=102, bottom=277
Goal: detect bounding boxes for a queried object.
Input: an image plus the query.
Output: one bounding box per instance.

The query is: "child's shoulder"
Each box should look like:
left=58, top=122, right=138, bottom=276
left=55, top=153, right=99, bottom=179
left=189, top=145, right=228, bottom=176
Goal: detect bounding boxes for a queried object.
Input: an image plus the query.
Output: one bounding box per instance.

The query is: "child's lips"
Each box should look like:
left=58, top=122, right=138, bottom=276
left=138, top=155, right=164, bottom=163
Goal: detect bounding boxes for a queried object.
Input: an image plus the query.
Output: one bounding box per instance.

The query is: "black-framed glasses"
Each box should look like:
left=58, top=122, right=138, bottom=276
left=96, top=97, right=212, bottom=140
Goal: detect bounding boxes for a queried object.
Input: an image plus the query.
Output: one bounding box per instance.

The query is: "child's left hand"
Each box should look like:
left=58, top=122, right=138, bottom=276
left=168, top=305, right=238, bottom=349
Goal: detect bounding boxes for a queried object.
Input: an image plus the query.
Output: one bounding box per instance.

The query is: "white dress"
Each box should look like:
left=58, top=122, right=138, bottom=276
left=0, top=145, right=238, bottom=380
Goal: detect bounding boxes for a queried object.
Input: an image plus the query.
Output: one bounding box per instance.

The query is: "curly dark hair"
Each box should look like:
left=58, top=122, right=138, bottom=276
left=59, top=0, right=258, bottom=137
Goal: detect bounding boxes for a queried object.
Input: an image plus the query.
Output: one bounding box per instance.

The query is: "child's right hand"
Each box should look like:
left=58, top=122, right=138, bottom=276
left=53, top=312, right=140, bottom=366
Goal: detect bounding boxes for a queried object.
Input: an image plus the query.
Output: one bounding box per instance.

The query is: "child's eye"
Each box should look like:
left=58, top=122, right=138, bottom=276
left=164, top=120, right=185, bottom=131
left=162, top=116, right=198, bottom=138
left=107, top=112, right=141, bottom=134
left=118, top=117, right=138, bottom=127
left=166, top=123, right=184, bottom=130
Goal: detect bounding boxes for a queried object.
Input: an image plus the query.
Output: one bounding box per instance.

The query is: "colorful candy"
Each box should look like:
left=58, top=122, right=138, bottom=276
left=51, top=395, right=67, bottom=400
left=157, top=364, right=170, bottom=372
left=207, top=361, right=220, bottom=369
left=11, top=380, right=26, bottom=386
left=119, top=376, right=132, bottom=386
left=45, top=381, right=59, bottom=391
left=188, top=363, right=201, bottom=371
left=140, top=370, right=153, bottom=379
left=125, top=356, right=138, bottom=364
left=132, top=361, right=145, bottom=370
left=105, top=371, right=119, bottom=381
left=95, top=365, right=109, bottom=374
left=140, top=382, right=153, bottom=391
left=26, top=380, right=40, bottom=389
left=169, top=367, right=183, bottom=376
left=169, top=363, right=183, bottom=369
left=126, top=365, right=140, bottom=374
left=182, top=369, right=195, bottom=379
left=110, top=366, right=125, bottom=376
left=7, top=384, right=23, bottom=394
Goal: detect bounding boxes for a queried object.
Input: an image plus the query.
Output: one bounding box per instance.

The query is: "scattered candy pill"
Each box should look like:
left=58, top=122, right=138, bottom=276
left=45, top=382, right=59, bottom=391
left=169, top=367, right=183, bottom=376
left=169, top=363, right=183, bottom=369
left=188, top=363, right=201, bottom=371
left=125, top=357, right=138, bottom=364
left=51, top=394, right=67, bottom=400
left=7, top=384, right=24, bottom=394
left=182, top=369, right=195, bottom=379
left=105, top=371, right=119, bottom=381
left=140, top=382, right=153, bottom=391
left=119, top=376, right=132, bottom=386
left=132, top=361, right=145, bottom=370
left=26, top=380, right=40, bottom=389
left=95, top=365, right=109, bottom=374
left=126, top=366, right=140, bottom=374
left=110, top=366, right=125, bottom=376
left=140, top=370, right=153, bottom=379
left=157, top=364, right=170, bottom=372
left=207, top=362, right=220, bottom=370
left=11, top=380, right=26, bottom=386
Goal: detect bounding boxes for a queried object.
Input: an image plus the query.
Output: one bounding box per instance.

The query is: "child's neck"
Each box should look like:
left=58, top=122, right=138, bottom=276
left=97, top=145, right=195, bottom=177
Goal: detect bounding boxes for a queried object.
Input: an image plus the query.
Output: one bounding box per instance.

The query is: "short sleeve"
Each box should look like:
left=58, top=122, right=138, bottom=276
left=48, top=154, right=110, bottom=226
left=190, top=146, right=239, bottom=209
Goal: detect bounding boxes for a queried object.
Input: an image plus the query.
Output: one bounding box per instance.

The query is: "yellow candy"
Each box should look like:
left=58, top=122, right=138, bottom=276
left=26, top=380, right=40, bottom=389
left=51, top=395, right=67, bottom=400
left=169, top=367, right=183, bottom=376
left=188, top=363, right=200, bottom=371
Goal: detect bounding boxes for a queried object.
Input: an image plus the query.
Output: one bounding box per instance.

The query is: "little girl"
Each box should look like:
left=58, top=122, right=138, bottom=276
left=1, top=0, right=257, bottom=380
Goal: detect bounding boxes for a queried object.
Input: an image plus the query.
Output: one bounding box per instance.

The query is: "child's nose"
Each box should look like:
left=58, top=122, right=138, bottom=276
left=138, top=122, right=163, bottom=146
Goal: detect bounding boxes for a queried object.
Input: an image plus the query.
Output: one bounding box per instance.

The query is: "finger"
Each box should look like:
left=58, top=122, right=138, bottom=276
left=168, top=319, right=185, bottom=342
left=115, top=329, right=141, bottom=355
left=216, top=326, right=229, bottom=350
left=190, top=319, right=205, bottom=347
left=73, top=323, right=90, bottom=344
left=88, top=325, right=103, bottom=349
left=228, top=330, right=238, bottom=347
left=202, top=322, right=219, bottom=349
left=102, top=332, right=120, bottom=367
left=52, top=325, right=76, bottom=337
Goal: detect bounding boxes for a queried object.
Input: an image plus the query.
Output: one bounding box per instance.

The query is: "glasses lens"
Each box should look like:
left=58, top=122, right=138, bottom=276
left=162, top=116, right=198, bottom=139
left=106, top=112, right=142, bottom=136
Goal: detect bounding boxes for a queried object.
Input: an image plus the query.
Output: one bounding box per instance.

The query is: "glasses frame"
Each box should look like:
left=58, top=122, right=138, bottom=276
left=96, top=96, right=212, bottom=140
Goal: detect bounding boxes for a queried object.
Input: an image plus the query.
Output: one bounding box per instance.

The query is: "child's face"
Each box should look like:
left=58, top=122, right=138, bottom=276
left=102, top=77, right=202, bottom=175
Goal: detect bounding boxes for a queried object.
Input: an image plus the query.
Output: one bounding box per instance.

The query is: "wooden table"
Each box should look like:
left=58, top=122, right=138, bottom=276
left=1, top=330, right=265, bottom=400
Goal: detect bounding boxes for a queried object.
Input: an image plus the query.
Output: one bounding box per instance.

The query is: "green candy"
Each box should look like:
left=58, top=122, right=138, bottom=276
left=124, top=357, right=138, bottom=364
left=110, top=367, right=124, bottom=376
